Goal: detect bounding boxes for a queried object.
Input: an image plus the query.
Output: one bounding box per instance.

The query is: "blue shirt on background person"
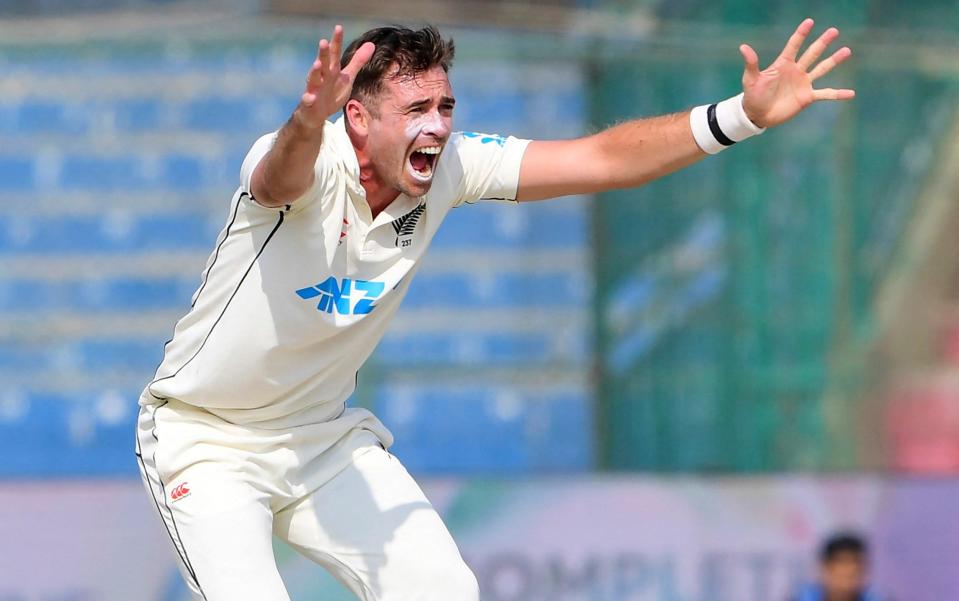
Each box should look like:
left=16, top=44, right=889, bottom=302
left=790, top=532, right=889, bottom=601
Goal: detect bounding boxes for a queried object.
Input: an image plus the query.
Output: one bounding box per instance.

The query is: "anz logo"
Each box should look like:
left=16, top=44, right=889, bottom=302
left=296, top=277, right=385, bottom=315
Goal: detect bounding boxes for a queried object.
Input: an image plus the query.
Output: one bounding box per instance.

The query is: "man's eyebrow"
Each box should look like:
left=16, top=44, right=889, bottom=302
left=402, top=96, right=456, bottom=110
left=403, top=98, right=431, bottom=110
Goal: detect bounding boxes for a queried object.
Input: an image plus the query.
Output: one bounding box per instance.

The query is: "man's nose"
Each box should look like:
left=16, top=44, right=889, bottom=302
left=422, top=112, right=451, bottom=137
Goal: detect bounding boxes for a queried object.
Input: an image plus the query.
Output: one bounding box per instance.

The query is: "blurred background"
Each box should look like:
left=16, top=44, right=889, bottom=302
left=1, top=0, right=958, bottom=599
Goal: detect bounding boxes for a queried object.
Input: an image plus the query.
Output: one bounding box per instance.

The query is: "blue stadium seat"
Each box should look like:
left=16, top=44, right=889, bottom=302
left=375, top=331, right=554, bottom=365
left=0, top=391, right=141, bottom=477
left=59, top=156, right=148, bottom=190
left=375, top=386, right=592, bottom=473
left=0, top=345, right=52, bottom=372
left=432, top=203, right=586, bottom=249
left=185, top=97, right=258, bottom=131
left=76, top=277, right=195, bottom=311
left=163, top=154, right=205, bottom=189
left=0, top=277, right=196, bottom=312
left=0, top=214, right=219, bottom=254
left=0, top=336, right=165, bottom=375
left=0, top=279, right=56, bottom=311
left=78, top=338, right=165, bottom=372
left=373, top=333, right=457, bottom=364
left=402, top=270, right=586, bottom=309
left=137, top=214, right=224, bottom=248
left=112, top=98, right=163, bottom=131
left=400, top=272, right=476, bottom=307
left=0, top=156, right=34, bottom=191
left=17, top=100, right=87, bottom=134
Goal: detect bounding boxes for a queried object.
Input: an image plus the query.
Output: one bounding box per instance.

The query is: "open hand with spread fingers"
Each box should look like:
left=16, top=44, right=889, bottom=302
left=298, top=25, right=375, bottom=129
left=740, top=18, right=855, bottom=129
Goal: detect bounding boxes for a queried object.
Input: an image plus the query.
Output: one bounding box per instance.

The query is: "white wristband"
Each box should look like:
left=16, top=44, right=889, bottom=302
left=689, top=93, right=765, bottom=155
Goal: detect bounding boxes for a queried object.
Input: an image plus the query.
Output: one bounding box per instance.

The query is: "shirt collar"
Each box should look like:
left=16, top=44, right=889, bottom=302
left=330, top=115, right=364, bottom=199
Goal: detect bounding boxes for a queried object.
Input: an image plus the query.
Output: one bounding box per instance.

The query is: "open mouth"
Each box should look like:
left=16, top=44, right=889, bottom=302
left=408, top=145, right=442, bottom=181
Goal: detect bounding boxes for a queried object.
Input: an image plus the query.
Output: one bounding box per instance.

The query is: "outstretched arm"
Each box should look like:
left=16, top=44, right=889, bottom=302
left=251, top=25, right=374, bottom=207
left=515, top=18, right=854, bottom=202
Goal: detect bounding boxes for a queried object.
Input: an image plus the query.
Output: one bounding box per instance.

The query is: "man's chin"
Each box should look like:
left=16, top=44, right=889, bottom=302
left=399, top=178, right=433, bottom=198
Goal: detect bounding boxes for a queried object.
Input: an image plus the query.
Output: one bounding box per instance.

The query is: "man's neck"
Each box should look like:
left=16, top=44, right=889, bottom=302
left=357, top=162, right=400, bottom=219
left=348, top=130, right=399, bottom=220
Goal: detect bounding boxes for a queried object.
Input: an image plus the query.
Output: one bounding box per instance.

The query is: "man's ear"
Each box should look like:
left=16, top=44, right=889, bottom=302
left=345, top=98, right=370, bottom=136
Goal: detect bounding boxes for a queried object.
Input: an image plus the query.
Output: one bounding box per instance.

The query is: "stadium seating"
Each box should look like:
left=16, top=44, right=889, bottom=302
left=0, top=35, right=592, bottom=477
left=5, top=13, right=952, bottom=477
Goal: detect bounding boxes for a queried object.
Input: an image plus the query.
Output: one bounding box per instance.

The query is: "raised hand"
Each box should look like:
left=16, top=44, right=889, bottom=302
left=298, top=25, right=375, bottom=129
left=740, top=18, right=855, bottom=129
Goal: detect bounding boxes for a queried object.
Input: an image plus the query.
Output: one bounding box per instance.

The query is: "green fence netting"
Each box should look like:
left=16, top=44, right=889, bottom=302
left=592, top=1, right=959, bottom=470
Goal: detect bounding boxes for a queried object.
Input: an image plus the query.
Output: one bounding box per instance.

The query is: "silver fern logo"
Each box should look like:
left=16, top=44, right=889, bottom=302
left=391, top=203, right=426, bottom=248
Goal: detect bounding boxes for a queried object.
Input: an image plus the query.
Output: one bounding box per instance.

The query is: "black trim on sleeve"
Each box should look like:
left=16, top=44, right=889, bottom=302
left=707, top=103, right=736, bottom=147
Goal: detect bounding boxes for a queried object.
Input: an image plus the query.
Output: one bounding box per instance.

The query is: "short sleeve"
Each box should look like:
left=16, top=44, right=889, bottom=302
left=240, top=131, right=277, bottom=195
left=238, top=121, right=343, bottom=209
left=449, top=132, right=531, bottom=207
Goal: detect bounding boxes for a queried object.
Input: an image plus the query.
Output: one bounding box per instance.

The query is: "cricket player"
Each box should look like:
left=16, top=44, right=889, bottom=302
left=135, top=21, right=854, bottom=601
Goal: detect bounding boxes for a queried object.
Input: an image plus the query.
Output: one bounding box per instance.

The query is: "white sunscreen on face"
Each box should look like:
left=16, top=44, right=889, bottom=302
left=405, top=110, right=445, bottom=141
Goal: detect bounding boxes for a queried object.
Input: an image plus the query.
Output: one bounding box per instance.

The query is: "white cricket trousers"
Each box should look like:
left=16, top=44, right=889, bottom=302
left=135, top=398, right=479, bottom=601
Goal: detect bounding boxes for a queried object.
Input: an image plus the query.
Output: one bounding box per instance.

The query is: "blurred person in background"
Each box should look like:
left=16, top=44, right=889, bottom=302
left=792, top=532, right=886, bottom=601
left=136, top=20, right=854, bottom=601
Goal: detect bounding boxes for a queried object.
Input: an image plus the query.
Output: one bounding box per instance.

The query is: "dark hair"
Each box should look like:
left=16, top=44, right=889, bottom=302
left=341, top=25, right=455, bottom=113
left=820, top=532, right=868, bottom=563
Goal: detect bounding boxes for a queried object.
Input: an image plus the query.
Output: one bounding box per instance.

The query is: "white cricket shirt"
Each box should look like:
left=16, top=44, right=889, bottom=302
left=146, top=118, right=530, bottom=427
